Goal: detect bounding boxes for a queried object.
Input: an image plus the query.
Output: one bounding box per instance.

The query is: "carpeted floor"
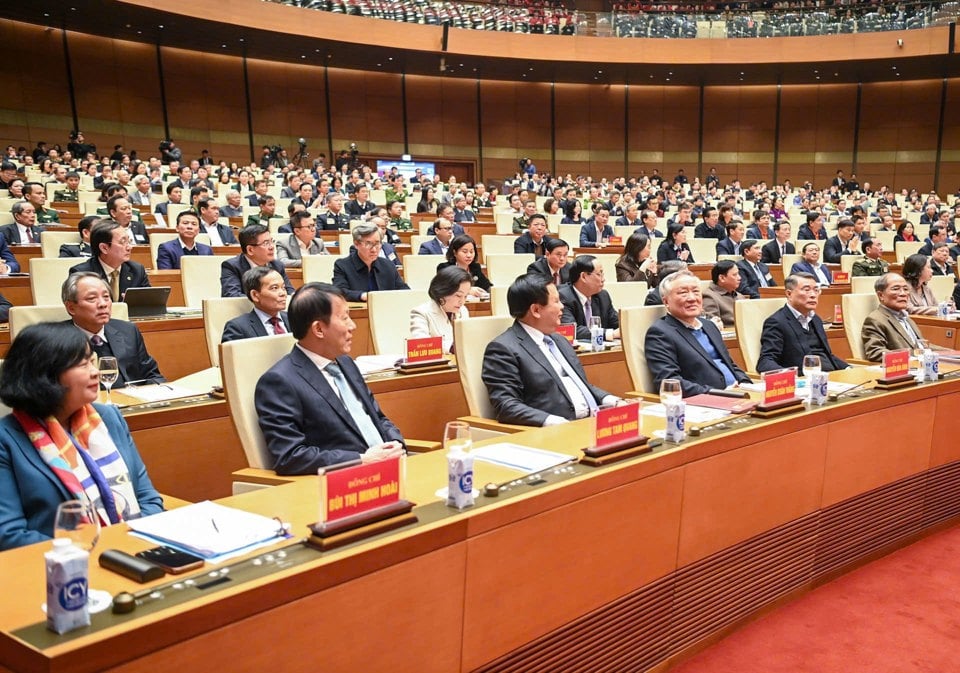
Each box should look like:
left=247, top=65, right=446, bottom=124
left=671, top=523, right=960, bottom=673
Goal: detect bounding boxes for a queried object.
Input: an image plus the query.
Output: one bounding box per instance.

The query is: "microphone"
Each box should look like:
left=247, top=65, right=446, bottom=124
left=827, top=380, right=872, bottom=402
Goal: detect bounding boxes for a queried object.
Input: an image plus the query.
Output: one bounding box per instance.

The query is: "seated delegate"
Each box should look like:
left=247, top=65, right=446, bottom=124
left=409, top=266, right=472, bottom=354
left=435, top=234, right=491, bottom=296
left=0, top=322, right=164, bottom=550
left=861, top=272, right=943, bottom=361
left=221, top=266, right=291, bottom=342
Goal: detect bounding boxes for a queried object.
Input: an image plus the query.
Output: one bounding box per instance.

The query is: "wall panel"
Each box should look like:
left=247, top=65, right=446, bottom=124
left=479, top=80, right=551, bottom=180
left=938, top=78, right=960, bottom=192
left=627, top=85, right=699, bottom=178
left=405, top=75, right=478, bottom=167
left=327, top=70, right=403, bottom=156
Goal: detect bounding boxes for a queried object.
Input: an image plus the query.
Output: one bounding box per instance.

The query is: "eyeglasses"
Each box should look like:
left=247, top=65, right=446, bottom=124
left=251, top=239, right=275, bottom=248
left=295, top=225, right=316, bottom=231
left=357, top=240, right=382, bottom=250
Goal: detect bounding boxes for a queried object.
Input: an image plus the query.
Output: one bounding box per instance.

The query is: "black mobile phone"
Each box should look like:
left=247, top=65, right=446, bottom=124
left=135, top=546, right=205, bottom=574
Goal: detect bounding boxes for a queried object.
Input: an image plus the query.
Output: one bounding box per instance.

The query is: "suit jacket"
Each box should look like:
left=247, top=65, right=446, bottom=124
left=761, top=239, right=795, bottom=265
left=255, top=348, right=404, bottom=474
left=319, top=210, right=351, bottom=231
left=526, top=256, right=571, bottom=284
left=127, top=190, right=152, bottom=206
left=797, top=225, right=826, bottom=240
left=558, top=284, right=619, bottom=340
left=333, top=250, right=410, bottom=302
left=861, top=307, right=925, bottom=362
left=221, top=309, right=290, bottom=342
left=694, top=222, right=726, bottom=240
left=69, top=257, right=151, bottom=300
left=823, top=235, right=856, bottom=264
left=579, top=222, right=615, bottom=247
left=789, top=260, right=833, bottom=285
left=481, top=322, right=611, bottom=426
left=746, top=225, right=771, bottom=240
left=756, top=305, right=847, bottom=374
left=701, top=282, right=742, bottom=328
left=58, top=242, right=92, bottom=258
left=0, top=403, right=163, bottom=551
left=645, top=314, right=751, bottom=397
left=124, top=220, right=150, bottom=245
left=276, top=233, right=325, bottom=268
left=409, top=300, right=468, bottom=354
left=436, top=260, right=491, bottom=292
left=657, top=242, right=695, bottom=264
left=0, top=222, right=45, bottom=246
left=220, top=256, right=294, bottom=298
left=716, top=237, right=743, bottom=257
left=72, top=318, right=165, bottom=386
left=156, top=239, right=214, bottom=270
left=736, top=259, right=776, bottom=298
left=418, top=238, right=448, bottom=256
left=633, top=225, right=664, bottom=239
left=0, top=236, right=19, bottom=272
left=453, top=208, right=476, bottom=223
left=200, top=222, right=238, bottom=246
left=345, top=199, right=377, bottom=219
left=514, top=232, right=553, bottom=258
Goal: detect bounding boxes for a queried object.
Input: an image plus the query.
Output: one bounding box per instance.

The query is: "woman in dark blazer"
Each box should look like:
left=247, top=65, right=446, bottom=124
left=657, top=222, right=695, bottom=264
left=615, top=231, right=658, bottom=286
left=436, top=234, right=491, bottom=296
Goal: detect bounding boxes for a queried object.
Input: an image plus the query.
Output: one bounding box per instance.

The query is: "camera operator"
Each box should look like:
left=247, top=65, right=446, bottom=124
left=68, top=131, right=96, bottom=161
left=159, top=139, right=182, bottom=164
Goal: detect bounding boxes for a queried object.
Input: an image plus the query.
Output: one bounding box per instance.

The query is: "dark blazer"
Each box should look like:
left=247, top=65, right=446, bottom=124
left=716, top=237, right=743, bottom=257
left=0, top=236, right=19, bottom=272
left=200, top=222, right=239, bottom=245
left=332, top=250, right=410, bottom=302
left=255, top=348, right=404, bottom=474
left=746, top=225, right=772, bottom=240
left=797, top=225, right=826, bottom=240
left=0, top=222, right=45, bottom=246
left=790, top=260, right=833, bottom=285
left=220, top=256, right=294, bottom=298
left=453, top=208, right=476, bottom=223
left=156, top=239, right=214, bottom=270
left=558, top=284, right=619, bottom=340
left=645, top=314, right=751, bottom=397
left=436, top=261, right=491, bottom=292
left=761, top=239, right=795, bottom=265
left=736, top=259, right=777, bottom=298
left=579, top=222, right=615, bottom=247
left=526, top=256, right=571, bottom=285
left=633, top=225, right=664, bottom=239
left=693, top=222, right=725, bottom=240
left=124, top=220, right=150, bottom=245
left=514, top=232, right=553, bottom=257
left=756, top=305, right=848, bottom=375
left=58, top=242, right=93, bottom=259
left=823, top=235, right=856, bottom=264
left=221, top=309, right=290, bottom=342
left=73, top=318, right=165, bottom=386
left=69, top=257, right=150, bottom=299
left=417, top=238, right=447, bottom=255
left=345, top=199, right=377, bottom=219
left=481, top=322, right=611, bottom=426
left=0, top=403, right=164, bottom=551
left=657, top=242, right=694, bottom=264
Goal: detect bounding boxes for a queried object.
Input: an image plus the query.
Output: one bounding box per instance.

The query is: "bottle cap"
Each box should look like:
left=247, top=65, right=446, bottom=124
left=53, top=538, right=72, bottom=549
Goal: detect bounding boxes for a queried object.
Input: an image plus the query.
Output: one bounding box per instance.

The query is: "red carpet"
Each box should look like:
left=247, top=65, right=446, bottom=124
left=671, top=523, right=960, bottom=673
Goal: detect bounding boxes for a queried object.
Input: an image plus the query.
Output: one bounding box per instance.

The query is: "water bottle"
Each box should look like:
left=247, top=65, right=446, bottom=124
left=808, top=370, right=828, bottom=405
left=444, top=421, right=474, bottom=510
left=664, top=401, right=686, bottom=443
left=937, top=301, right=950, bottom=319
left=45, top=538, right=90, bottom=634
left=923, top=348, right=939, bottom=382
left=589, top=317, right=604, bottom=352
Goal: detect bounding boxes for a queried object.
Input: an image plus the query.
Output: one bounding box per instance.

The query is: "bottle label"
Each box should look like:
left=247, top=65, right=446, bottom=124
left=59, top=577, right=88, bottom=611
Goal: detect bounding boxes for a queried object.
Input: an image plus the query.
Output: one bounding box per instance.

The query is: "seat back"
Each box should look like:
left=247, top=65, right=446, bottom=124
left=781, top=253, right=803, bottom=277
left=850, top=276, right=878, bottom=294
left=578, top=253, right=621, bottom=276
left=401, top=254, right=442, bottom=291
left=453, top=315, right=514, bottom=418
left=181, top=255, right=235, bottom=308
left=301, top=254, right=340, bottom=284
left=928, top=275, right=956, bottom=303
left=734, top=297, right=784, bottom=373
left=842, top=293, right=880, bottom=360
left=479, top=235, right=517, bottom=263
left=40, top=231, right=80, bottom=259
left=220, top=335, right=297, bottom=469
left=485, top=253, right=535, bottom=286
left=686, top=238, right=718, bottom=264
left=29, top=258, right=80, bottom=305
left=9, top=303, right=129, bottom=340
left=202, top=297, right=253, bottom=367
left=489, top=286, right=510, bottom=316
left=895, top=241, right=923, bottom=263
left=149, top=232, right=211, bottom=268
left=604, top=281, right=647, bottom=311
left=494, top=212, right=516, bottom=234
left=368, top=289, right=431, bottom=354
left=558, top=224, right=581, bottom=247
left=619, top=305, right=667, bottom=394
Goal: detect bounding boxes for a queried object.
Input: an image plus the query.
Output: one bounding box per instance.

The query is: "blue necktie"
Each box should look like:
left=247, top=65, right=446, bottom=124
left=543, top=337, right=599, bottom=414
left=325, top=362, right=383, bottom=448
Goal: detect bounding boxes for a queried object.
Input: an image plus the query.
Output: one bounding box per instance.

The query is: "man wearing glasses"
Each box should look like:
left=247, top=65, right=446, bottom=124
left=69, top=220, right=151, bottom=301
left=277, top=211, right=326, bottom=268
left=220, top=224, right=295, bottom=298
left=418, top=218, right=455, bottom=255
left=863, top=273, right=946, bottom=362
left=332, top=224, right=409, bottom=302
left=756, top=273, right=849, bottom=375
left=558, top=255, right=620, bottom=341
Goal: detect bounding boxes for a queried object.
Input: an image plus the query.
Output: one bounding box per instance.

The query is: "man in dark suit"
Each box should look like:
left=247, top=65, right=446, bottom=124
left=756, top=272, right=849, bottom=375
left=70, top=220, right=151, bottom=301
left=481, top=274, right=621, bottom=426
left=736, top=240, right=777, bottom=299
left=63, top=272, right=164, bottom=387
left=417, top=218, right=454, bottom=255
left=451, top=195, right=476, bottom=224
left=106, top=194, right=149, bottom=246
left=333, top=224, right=410, bottom=302
left=319, top=192, right=351, bottom=231
left=345, top=185, right=377, bottom=220
left=198, top=197, right=239, bottom=246
left=527, top=238, right=571, bottom=285
left=918, top=225, right=948, bottom=257
left=790, top=242, right=833, bottom=286
left=514, top=214, right=552, bottom=258
left=154, top=183, right=184, bottom=222
left=255, top=282, right=405, bottom=474
left=761, top=221, right=795, bottom=265
left=221, top=266, right=291, bottom=342
left=1, top=201, right=45, bottom=246
left=559, top=255, right=620, bottom=341
left=823, top=219, right=861, bottom=264
left=578, top=206, right=614, bottom=247
left=693, top=206, right=725, bottom=240
left=58, top=215, right=97, bottom=259
left=645, top=270, right=751, bottom=397
left=220, top=224, right=295, bottom=298
left=797, top=211, right=827, bottom=240
left=634, top=208, right=664, bottom=239
left=157, top=211, right=215, bottom=270
left=716, top=221, right=746, bottom=256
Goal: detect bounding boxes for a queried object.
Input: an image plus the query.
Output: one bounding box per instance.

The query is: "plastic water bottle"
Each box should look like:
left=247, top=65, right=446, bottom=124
left=808, top=370, right=829, bottom=405
left=444, top=421, right=474, bottom=510
left=938, top=301, right=950, bottom=318
left=664, top=401, right=686, bottom=443
left=45, top=538, right=90, bottom=634
left=589, top=317, right=604, bottom=352
left=923, top=348, right=939, bottom=382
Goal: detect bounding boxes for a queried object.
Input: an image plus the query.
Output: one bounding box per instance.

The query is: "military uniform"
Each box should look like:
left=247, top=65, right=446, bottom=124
left=512, top=215, right=530, bottom=235
left=320, top=211, right=351, bottom=231
left=246, top=214, right=270, bottom=227
left=36, top=207, right=60, bottom=224
left=851, top=257, right=889, bottom=277
left=389, top=216, right=412, bottom=232
left=385, top=188, right=408, bottom=204
left=53, top=188, right=79, bottom=202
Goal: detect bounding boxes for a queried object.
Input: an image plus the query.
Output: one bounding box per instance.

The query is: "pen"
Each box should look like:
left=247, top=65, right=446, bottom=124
left=211, top=518, right=220, bottom=533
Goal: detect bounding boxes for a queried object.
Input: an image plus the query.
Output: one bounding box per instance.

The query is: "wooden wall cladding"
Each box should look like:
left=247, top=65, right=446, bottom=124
left=247, top=58, right=329, bottom=155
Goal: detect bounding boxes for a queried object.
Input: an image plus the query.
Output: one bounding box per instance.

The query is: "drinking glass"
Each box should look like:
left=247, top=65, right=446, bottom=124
left=802, top=354, right=821, bottom=378
left=98, top=356, right=119, bottom=405
left=443, top=421, right=472, bottom=453
left=53, top=500, right=100, bottom=552
left=659, top=379, right=682, bottom=406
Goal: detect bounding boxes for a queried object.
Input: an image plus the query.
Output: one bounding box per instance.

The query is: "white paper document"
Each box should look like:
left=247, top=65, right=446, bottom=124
left=119, top=383, right=206, bottom=404
left=471, top=443, right=573, bottom=473
left=355, top=354, right=402, bottom=375
left=642, top=403, right=731, bottom=424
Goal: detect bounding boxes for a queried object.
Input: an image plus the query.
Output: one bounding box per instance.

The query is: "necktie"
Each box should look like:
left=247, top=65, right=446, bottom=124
left=754, top=264, right=767, bottom=287
left=268, top=315, right=285, bottom=335
left=584, top=299, right=593, bottom=325
left=781, top=244, right=786, bottom=257
left=543, top=337, right=598, bottom=414
left=553, top=270, right=560, bottom=286
left=325, top=362, right=383, bottom=448
left=25, top=227, right=34, bottom=243
left=109, top=270, right=120, bottom=301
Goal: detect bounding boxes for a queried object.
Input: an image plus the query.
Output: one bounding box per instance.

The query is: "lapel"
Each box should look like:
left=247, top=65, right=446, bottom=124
left=12, top=426, right=73, bottom=501
left=883, top=310, right=913, bottom=346
left=103, top=321, right=132, bottom=381
left=667, top=315, right=726, bottom=376
left=512, top=323, right=569, bottom=395
left=290, top=349, right=365, bottom=442
left=780, top=306, right=809, bottom=348
left=248, top=311, right=268, bottom=337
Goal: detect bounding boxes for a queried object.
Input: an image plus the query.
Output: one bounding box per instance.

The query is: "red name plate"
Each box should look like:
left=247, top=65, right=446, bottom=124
left=321, top=457, right=401, bottom=523
left=405, top=336, right=443, bottom=363
left=833, top=304, right=843, bottom=325
left=594, top=403, right=640, bottom=448
left=762, top=368, right=796, bottom=404
left=884, top=349, right=910, bottom=378
left=833, top=271, right=850, bottom=283
left=608, top=236, right=623, bottom=245
left=557, top=323, right=576, bottom=344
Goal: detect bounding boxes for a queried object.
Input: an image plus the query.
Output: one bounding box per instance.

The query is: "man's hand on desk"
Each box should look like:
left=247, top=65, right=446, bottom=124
left=361, top=441, right=405, bottom=463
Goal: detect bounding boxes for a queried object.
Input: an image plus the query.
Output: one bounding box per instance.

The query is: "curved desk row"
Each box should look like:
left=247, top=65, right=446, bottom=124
left=1, top=366, right=958, bottom=672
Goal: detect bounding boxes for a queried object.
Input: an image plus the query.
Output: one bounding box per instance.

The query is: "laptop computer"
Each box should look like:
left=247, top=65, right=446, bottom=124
left=123, top=286, right=171, bottom=318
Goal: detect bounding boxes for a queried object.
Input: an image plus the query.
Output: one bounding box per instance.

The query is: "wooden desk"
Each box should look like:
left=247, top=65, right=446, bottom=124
left=912, top=316, right=960, bottom=349
left=2, top=370, right=959, bottom=672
